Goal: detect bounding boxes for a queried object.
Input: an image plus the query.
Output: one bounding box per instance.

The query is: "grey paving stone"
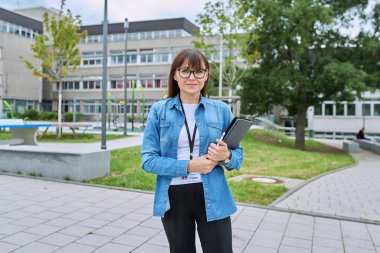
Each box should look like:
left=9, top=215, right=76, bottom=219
left=127, top=226, right=161, bottom=239
left=0, top=217, right=11, bottom=226
left=313, top=236, right=343, bottom=249
left=108, top=218, right=140, bottom=229
left=123, top=212, right=151, bottom=222
left=43, top=217, right=78, bottom=228
left=343, top=237, right=375, bottom=250
left=344, top=246, right=377, bottom=253
left=231, top=228, right=254, bottom=248
left=243, top=245, right=277, bottom=253
left=38, top=233, right=78, bottom=247
left=94, top=226, right=128, bottom=237
left=2, top=232, right=42, bottom=246
left=2, top=210, right=33, bottom=220
left=281, top=236, right=312, bottom=249
left=59, top=225, right=94, bottom=237
left=33, top=211, right=62, bottom=220
left=139, top=217, right=163, bottom=230
left=0, top=241, right=20, bottom=253
left=78, top=206, right=107, bottom=215
left=132, top=243, right=169, bottom=253
left=112, top=233, right=147, bottom=247
left=62, top=211, right=94, bottom=221
left=12, top=217, right=47, bottom=227
left=25, top=224, right=61, bottom=236
left=92, top=212, right=123, bottom=222
left=259, top=221, right=287, bottom=232
left=0, top=224, right=28, bottom=235
left=78, top=218, right=110, bottom=229
left=54, top=243, right=96, bottom=253
left=75, top=234, right=113, bottom=247
left=278, top=245, right=311, bottom=253
left=93, top=242, right=135, bottom=253
left=312, top=245, right=344, bottom=253
left=147, top=232, right=169, bottom=247
left=21, top=205, right=50, bottom=213
left=12, top=242, right=59, bottom=253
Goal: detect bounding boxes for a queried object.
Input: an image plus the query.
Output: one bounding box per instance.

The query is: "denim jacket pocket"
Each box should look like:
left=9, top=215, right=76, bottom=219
left=207, top=122, right=223, bottom=144
left=159, top=121, right=173, bottom=145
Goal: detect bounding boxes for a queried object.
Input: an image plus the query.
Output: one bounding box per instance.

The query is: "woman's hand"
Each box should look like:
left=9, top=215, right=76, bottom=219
left=207, top=139, right=230, bottom=162
left=187, top=155, right=218, bottom=174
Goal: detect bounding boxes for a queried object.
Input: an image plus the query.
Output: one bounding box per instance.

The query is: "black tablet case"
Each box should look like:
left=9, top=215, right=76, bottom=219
left=222, top=117, right=253, bottom=149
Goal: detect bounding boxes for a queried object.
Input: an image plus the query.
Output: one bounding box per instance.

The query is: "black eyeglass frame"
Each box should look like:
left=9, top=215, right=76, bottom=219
left=177, top=68, right=208, bottom=79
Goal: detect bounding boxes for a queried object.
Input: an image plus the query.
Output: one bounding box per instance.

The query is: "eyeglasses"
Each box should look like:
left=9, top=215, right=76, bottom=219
left=177, top=68, right=208, bottom=79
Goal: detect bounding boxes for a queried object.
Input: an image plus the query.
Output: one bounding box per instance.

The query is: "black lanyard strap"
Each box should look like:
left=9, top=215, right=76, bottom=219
left=179, top=99, right=197, bottom=160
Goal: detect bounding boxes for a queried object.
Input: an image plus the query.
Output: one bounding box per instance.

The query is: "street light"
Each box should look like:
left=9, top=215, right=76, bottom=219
left=101, top=0, right=108, bottom=150
left=123, top=18, right=129, bottom=136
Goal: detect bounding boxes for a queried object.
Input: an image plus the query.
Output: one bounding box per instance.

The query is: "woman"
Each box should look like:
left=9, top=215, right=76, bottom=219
left=141, top=48, right=243, bottom=253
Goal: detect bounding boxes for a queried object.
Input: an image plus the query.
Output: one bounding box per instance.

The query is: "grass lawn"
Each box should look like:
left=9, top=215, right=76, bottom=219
left=86, top=129, right=355, bottom=206
left=0, top=131, right=128, bottom=143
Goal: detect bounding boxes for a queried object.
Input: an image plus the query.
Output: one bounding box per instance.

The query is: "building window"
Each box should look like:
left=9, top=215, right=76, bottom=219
left=363, top=103, right=371, bottom=116
left=63, top=81, right=80, bottom=90
left=83, top=80, right=101, bottom=89
left=324, top=104, right=333, bottom=116
left=374, top=104, right=380, bottom=116
left=83, top=59, right=102, bottom=65
left=314, top=104, right=322, bottom=116
left=140, top=54, right=153, bottom=63
left=336, top=103, right=344, bottom=116
left=347, top=103, right=356, bottom=116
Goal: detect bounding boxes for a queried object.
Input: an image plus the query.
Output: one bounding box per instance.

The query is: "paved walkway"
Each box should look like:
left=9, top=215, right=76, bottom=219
left=275, top=145, right=380, bottom=222
left=0, top=175, right=379, bottom=253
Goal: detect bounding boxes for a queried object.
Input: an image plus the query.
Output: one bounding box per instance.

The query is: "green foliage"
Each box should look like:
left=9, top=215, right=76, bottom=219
left=3, top=101, right=14, bottom=119
left=64, top=112, right=73, bottom=122
left=21, top=9, right=87, bottom=137
left=194, top=0, right=259, bottom=95
left=83, top=130, right=354, bottom=205
left=238, top=0, right=378, bottom=149
left=40, top=111, right=57, bottom=121
left=22, top=109, right=40, bottom=120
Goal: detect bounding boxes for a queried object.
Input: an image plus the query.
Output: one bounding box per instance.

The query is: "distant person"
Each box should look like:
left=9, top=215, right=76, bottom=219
left=356, top=128, right=370, bottom=141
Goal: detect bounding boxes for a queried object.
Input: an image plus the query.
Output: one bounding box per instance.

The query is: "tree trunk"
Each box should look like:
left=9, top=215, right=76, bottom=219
left=295, top=107, right=307, bottom=150
left=58, top=81, right=62, bottom=138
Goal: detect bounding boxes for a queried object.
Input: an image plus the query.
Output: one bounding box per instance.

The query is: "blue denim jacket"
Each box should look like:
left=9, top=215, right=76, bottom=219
left=141, top=94, right=243, bottom=222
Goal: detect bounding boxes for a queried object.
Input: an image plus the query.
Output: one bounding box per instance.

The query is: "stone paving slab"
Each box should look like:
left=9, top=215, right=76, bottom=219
left=275, top=148, right=380, bottom=222
left=0, top=175, right=379, bottom=252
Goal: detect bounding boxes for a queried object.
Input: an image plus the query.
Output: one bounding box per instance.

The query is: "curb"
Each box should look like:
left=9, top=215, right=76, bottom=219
left=270, top=157, right=358, bottom=206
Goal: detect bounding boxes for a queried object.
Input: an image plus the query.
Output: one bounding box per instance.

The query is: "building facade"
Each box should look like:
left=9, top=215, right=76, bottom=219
left=0, top=6, right=204, bottom=122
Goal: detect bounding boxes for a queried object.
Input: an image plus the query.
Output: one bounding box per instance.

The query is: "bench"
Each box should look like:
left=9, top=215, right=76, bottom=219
left=0, top=145, right=110, bottom=181
left=343, top=140, right=359, bottom=153
left=0, top=119, right=52, bottom=146
left=39, top=122, right=93, bottom=138
left=358, top=139, right=380, bottom=154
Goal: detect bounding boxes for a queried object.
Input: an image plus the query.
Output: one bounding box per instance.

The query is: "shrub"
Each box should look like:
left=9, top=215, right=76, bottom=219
left=40, top=112, right=57, bottom=121
left=23, top=109, right=40, bottom=120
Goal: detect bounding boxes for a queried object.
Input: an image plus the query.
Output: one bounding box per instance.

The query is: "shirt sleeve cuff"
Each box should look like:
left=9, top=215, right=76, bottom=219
left=176, top=160, right=189, bottom=177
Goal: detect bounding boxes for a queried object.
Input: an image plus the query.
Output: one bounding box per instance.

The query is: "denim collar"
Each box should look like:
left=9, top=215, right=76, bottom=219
left=167, top=93, right=207, bottom=111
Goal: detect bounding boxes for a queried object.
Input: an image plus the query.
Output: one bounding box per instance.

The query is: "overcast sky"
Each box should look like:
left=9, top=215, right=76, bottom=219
left=0, top=0, right=216, bottom=25
left=0, top=0, right=377, bottom=36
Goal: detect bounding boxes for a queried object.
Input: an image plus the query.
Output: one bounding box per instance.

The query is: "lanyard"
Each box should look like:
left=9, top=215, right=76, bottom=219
left=179, top=99, right=197, bottom=160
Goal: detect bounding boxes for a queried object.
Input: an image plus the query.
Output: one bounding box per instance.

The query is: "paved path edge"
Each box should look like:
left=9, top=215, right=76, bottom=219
left=269, top=156, right=358, bottom=206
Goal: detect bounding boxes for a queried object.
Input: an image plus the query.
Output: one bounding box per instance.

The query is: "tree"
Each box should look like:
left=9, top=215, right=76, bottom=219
left=194, top=0, right=259, bottom=97
left=22, top=8, right=87, bottom=137
left=239, top=0, right=379, bottom=150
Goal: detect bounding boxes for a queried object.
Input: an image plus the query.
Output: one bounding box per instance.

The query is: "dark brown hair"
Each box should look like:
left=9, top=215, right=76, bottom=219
left=168, top=48, right=209, bottom=98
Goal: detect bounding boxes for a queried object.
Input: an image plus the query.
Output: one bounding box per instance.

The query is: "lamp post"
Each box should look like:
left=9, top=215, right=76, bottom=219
left=218, top=34, right=223, bottom=97
left=123, top=18, right=129, bottom=136
left=101, top=0, right=108, bottom=150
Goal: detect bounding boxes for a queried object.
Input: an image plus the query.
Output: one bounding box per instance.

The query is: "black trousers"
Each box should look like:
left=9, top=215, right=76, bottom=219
left=161, top=183, right=233, bottom=253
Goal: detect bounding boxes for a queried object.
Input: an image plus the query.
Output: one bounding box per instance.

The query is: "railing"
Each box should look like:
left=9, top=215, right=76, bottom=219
left=252, top=117, right=380, bottom=141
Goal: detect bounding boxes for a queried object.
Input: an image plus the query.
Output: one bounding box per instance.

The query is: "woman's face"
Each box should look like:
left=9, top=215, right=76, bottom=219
left=174, top=60, right=208, bottom=98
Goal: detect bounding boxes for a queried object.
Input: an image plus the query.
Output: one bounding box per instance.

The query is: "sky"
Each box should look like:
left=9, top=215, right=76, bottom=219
left=0, top=0, right=216, bottom=25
